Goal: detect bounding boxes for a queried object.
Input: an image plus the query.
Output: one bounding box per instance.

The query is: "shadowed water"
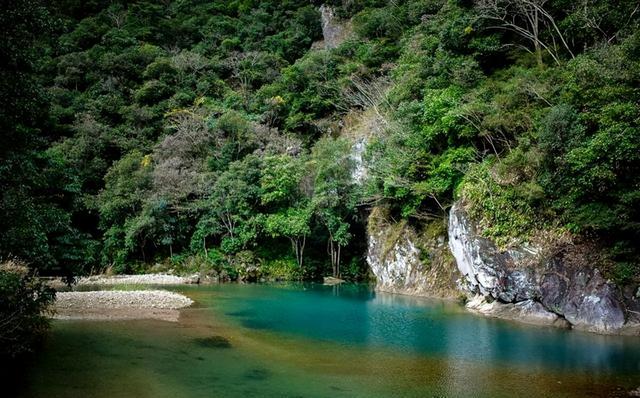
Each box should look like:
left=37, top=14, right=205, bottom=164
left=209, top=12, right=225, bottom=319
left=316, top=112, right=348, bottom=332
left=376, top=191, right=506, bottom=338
left=13, top=283, right=640, bottom=397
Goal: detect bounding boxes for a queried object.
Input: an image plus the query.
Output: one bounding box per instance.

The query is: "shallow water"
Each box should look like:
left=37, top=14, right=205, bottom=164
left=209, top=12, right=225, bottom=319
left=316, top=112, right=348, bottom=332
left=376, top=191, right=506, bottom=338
left=14, top=283, right=640, bottom=397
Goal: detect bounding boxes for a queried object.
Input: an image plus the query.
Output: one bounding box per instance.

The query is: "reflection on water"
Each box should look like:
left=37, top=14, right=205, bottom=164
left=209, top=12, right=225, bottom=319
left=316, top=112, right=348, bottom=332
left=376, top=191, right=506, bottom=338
left=13, top=283, right=640, bottom=398
left=210, top=283, right=640, bottom=374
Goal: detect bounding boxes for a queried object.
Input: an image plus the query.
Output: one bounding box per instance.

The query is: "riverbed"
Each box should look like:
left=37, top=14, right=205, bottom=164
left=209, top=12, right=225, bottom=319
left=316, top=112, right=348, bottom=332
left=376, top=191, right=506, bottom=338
left=13, top=283, right=640, bottom=397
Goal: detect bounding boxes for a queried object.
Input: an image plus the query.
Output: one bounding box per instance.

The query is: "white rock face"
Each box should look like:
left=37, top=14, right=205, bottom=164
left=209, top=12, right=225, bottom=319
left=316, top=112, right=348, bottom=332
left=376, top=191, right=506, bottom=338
left=366, top=215, right=460, bottom=298
left=448, top=200, right=631, bottom=334
left=367, top=232, right=428, bottom=296
left=319, top=5, right=348, bottom=49
left=448, top=202, right=501, bottom=296
left=351, top=136, right=367, bottom=184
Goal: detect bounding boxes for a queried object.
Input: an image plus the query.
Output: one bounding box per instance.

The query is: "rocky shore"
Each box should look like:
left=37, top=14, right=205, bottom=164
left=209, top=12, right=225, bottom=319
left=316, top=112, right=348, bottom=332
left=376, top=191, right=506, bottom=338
left=367, top=202, right=640, bottom=335
left=54, top=290, right=194, bottom=322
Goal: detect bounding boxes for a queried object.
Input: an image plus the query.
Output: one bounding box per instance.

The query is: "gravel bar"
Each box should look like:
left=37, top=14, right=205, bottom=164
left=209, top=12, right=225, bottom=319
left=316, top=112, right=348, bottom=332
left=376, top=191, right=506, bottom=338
left=54, top=290, right=194, bottom=322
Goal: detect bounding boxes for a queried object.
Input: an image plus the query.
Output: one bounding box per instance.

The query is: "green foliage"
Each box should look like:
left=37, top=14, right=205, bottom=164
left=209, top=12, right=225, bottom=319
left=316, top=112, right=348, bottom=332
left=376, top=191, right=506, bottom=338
left=260, top=258, right=303, bottom=281
left=459, top=159, right=542, bottom=246
left=2, top=0, right=640, bottom=284
left=0, top=261, right=55, bottom=358
left=311, top=137, right=356, bottom=246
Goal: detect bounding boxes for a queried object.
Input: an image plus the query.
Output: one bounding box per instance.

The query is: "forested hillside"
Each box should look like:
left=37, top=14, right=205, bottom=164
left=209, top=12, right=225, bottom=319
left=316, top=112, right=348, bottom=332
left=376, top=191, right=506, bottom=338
left=1, top=0, right=639, bottom=285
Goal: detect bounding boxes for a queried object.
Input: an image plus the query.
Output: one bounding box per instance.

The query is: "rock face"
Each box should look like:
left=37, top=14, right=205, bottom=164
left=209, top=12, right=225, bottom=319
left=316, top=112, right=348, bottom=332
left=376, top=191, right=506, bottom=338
left=449, top=201, right=636, bottom=334
left=318, top=5, right=350, bottom=49
left=367, top=208, right=461, bottom=298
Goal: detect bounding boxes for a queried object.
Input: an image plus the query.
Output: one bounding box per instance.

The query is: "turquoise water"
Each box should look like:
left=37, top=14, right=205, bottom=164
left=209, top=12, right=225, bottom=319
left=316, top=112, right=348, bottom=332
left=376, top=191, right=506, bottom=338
left=14, top=283, right=640, bottom=397
left=209, top=284, right=640, bottom=373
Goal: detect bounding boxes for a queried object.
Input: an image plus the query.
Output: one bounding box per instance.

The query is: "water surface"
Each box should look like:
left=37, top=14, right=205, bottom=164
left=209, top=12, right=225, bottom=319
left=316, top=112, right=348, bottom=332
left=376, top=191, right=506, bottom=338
left=14, top=283, right=640, bottom=397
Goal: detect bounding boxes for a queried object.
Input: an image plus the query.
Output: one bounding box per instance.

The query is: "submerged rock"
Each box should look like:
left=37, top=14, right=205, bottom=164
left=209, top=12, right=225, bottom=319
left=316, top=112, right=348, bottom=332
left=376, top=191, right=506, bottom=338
left=448, top=201, right=635, bottom=334
left=193, top=336, right=231, bottom=349
left=323, top=276, right=345, bottom=285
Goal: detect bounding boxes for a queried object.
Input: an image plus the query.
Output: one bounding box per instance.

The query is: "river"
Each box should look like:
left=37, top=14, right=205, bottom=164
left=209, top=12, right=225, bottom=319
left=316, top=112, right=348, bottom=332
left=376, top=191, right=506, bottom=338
left=13, top=283, right=640, bottom=397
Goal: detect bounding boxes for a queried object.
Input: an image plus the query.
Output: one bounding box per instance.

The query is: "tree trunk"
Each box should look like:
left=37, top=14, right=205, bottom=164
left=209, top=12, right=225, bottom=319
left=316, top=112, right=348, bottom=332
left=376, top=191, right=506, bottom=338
left=535, top=40, right=543, bottom=67
left=203, top=237, right=208, bottom=257
left=327, top=238, right=340, bottom=277
left=336, top=244, right=341, bottom=278
left=299, top=235, right=306, bottom=268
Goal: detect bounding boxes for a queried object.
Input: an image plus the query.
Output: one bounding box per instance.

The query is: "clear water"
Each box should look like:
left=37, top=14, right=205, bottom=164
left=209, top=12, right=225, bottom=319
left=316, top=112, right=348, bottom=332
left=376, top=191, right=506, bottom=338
left=14, top=283, right=640, bottom=397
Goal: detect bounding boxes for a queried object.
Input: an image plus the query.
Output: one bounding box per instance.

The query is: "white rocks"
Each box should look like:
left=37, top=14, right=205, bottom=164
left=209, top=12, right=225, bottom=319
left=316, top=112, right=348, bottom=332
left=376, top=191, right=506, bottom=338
left=466, top=295, right=570, bottom=328
left=367, top=231, right=428, bottom=296
left=448, top=202, right=503, bottom=297
left=56, top=290, right=193, bottom=309
left=54, top=290, right=193, bottom=322
left=323, top=276, right=345, bottom=285
left=351, top=137, right=368, bottom=184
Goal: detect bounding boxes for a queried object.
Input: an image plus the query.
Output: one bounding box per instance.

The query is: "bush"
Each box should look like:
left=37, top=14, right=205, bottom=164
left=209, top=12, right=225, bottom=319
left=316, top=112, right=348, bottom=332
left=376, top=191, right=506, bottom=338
left=260, top=258, right=302, bottom=281
left=459, top=160, right=542, bottom=247
left=0, top=260, right=55, bottom=358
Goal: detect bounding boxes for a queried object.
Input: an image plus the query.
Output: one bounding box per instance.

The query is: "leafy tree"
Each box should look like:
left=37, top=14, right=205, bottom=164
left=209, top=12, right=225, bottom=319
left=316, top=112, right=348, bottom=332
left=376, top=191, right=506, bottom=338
left=97, top=151, right=152, bottom=267
left=310, top=137, right=356, bottom=277
left=260, top=154, right=312, bottom=267
left=196, top=156, right=262, bottom=254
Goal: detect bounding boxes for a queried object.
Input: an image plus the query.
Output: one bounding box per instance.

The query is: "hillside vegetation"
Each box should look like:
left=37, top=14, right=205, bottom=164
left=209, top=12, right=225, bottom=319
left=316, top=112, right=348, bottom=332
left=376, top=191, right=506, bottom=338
left=1, top=0, right=638, bottom=285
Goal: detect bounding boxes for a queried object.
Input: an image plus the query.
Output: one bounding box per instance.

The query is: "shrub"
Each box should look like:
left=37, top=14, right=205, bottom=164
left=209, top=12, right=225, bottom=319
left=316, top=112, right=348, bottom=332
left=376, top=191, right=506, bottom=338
left=260, top=258, right=302, bottom=281
left=0, top=260, right=55, bottom=358
left=459, top=160, right=542, bottom=247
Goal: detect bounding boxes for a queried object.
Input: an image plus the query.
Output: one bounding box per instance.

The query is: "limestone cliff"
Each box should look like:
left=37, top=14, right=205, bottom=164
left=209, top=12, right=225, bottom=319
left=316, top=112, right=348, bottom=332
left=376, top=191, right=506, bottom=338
left=449, top=201, right=640, bottom=335
left=366, top=201, right=640, bottom=334
left=366, top=208, right=461, bottom=298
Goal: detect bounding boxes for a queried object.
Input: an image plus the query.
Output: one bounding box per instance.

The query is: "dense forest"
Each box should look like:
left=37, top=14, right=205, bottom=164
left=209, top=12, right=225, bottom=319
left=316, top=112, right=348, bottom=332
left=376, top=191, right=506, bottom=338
left=1, top=0, right=639, bottom=290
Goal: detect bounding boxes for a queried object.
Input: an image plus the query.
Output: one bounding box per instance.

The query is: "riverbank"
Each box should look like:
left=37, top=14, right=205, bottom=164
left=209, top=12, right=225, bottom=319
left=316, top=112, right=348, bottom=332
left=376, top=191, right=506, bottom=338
left=54, top=290, right=193, bottom=322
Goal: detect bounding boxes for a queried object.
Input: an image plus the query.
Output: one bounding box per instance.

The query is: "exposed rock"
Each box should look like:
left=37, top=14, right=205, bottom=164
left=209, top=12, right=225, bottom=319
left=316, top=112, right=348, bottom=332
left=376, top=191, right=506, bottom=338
left=351, top=136, right=367, bottom=184
left=341, top=109, right=386, bottom=186
left=367, top=208, right=461, bottom=298
left=466, top=295, right=570, bottom=328
left=318, top=5, right=351, bottom=49
left=449, top=201, right=636, bottom=334
left=54, top=290, right=193, bottom=322
left=323, top=276, right=345, bottom=285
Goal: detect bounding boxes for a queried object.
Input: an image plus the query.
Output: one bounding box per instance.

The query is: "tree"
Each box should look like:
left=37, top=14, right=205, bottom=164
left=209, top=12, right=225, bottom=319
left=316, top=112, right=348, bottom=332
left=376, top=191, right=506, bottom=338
left=262, top=208, right=312, bottom=268
left=152, top=107, right=213, bottom=208
left=476, top=0, right=574, bottom=66
left=0, top=0, right=55, bottom=268
left=97, top=151, right=152, bottom=266
left=260, top=154, right=311, bottom=267
left=310, top=137, right=355, bottom=277
left=196, top=156, right=262, bottom=254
